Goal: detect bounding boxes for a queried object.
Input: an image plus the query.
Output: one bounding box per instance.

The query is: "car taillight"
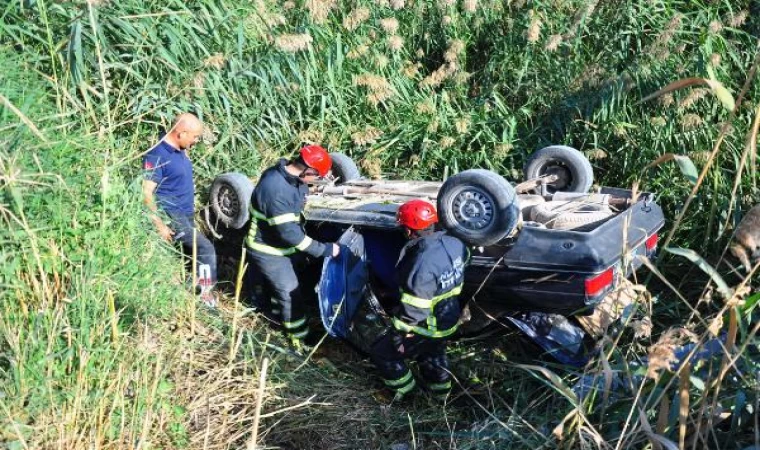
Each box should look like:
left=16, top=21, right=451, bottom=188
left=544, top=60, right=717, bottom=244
left=645, top=233, right=658, bottom=251
left=585, top=267, right=613, bottom=297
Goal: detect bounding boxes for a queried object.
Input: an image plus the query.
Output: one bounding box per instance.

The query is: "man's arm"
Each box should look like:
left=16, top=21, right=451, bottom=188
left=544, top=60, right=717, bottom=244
left=142, top=179, right=174, bottom=242
left=263, top=197, right=338, bottom=258
left=267, top=218, right=339, bottom=257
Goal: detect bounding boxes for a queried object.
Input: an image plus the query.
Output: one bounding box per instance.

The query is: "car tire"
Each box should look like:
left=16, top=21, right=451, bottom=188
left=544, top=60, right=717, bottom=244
left=209, top=172, right=254, bottom=229
left=329, top=153, right=361, bottom=185
left=437, top=169, right=519, bottom=246
left=524, top=145, right=594, bottom=194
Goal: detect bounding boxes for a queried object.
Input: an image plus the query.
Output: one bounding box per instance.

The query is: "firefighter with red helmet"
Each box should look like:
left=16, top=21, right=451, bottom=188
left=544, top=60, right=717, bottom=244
left=370, top=199, right=470, bottom=401
left=246, top=145, right=340, bottom=349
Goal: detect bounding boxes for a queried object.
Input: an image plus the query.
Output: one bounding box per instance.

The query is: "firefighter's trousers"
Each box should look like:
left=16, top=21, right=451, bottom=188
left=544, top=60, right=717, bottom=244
left=246, top=249, right=310, bottom=341
left=369, top=331, right=452, bottom=399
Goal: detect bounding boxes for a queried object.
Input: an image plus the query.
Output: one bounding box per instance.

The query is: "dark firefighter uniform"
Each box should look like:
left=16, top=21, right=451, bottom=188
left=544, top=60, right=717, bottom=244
left=370, top=231, right=470, bottom=399
left=246, top=158, right=333, bottom=343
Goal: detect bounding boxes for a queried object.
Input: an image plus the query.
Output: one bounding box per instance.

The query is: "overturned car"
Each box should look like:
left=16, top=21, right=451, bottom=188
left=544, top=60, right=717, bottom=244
left=206, top=146, right=665, bottom=364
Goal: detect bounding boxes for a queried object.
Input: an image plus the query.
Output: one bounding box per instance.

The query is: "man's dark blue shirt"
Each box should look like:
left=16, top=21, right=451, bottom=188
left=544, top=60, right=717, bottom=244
left=143, top=140, right=195, bottom=215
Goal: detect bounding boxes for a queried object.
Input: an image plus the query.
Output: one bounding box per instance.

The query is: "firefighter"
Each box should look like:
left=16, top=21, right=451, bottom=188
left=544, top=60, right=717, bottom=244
left=369, top=199, right=470, bottom=401
left=246, top=145, right=340, bottom=349
left=142, top=113, right=218, bottom=307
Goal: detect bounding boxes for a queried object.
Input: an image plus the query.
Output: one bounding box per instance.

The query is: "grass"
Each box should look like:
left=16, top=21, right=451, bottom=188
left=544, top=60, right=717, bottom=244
left=0, top=0, right=758, bottom=448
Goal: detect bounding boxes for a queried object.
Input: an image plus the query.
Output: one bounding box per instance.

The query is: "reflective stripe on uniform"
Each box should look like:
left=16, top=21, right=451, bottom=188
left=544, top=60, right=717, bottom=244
left=400, top=284, right=463, bottom=310
left=427, top=314, right=437, bottom=330
left=400, top=293, right=432, bottom=309
left=396, top=377, right=416, bottom=394
left=395, top=283, right=462, bottom=337
left=248, top=241, right=297, bottom=256
left=385, top=371, right=416, bottom=394
left=247, top=208, right=312, bottom=255
left=384, top=370, right=413, bottom=387
left=392, top=317, right=458, bottom=338
left=427, top=381, right=451, bottom=392
left=249, top=243, right=294, bottom=256
left=283, top=317, right=307, bottom=330
left=294, top=236, right=313, bottom=251
left=290, top=329, right=309, bottom=339
left=251, top=209, right=299, bottom=225
left=245, top=219, right=259, bottom=249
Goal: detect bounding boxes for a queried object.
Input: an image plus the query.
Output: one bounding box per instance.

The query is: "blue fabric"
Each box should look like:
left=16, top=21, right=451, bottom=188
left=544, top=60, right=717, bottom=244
left=362, top=228, right=405, bottom=295
left=166, top=211, right=217, bottom=285
left=319, top=229, right=368, bottom=338
left=143, top=140, right=195, bottom=214
left=505, top=312, right=590, bottom=367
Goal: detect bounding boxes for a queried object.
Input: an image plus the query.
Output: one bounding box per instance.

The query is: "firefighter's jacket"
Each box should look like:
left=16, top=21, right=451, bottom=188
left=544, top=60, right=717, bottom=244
left=246, top=159, right=331, bottom=258
left=392, top=231, right=470, bottom=338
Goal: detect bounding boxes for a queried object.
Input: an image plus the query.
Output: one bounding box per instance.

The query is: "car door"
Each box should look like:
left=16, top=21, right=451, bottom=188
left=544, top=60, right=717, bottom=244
left=318, top=227, right=368, bottom=339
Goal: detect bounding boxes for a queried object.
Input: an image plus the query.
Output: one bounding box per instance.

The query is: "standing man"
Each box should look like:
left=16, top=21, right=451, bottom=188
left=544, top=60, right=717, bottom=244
left=246, top=145, right=340, bottom=350
left=369, top=199, right=470, bottom=401
left=142, top=113, right=218, bottom=307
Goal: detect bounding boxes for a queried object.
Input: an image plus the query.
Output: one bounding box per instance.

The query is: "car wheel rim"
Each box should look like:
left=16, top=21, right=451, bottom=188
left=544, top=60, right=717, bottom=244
left=540, top=161, right=572, bottom=192
left=217, top=184, right=240, bottom=220
left=452, top=188, right=495, bottom=231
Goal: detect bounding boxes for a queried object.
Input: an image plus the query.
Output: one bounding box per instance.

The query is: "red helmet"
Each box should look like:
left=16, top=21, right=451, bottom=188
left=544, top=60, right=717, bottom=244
left=300, top=145, right=332, bottom=177
left=397, top=199, right=438, bottom=230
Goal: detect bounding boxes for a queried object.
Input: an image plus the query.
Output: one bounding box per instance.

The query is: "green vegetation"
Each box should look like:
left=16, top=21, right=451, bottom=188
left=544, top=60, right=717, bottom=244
left=1, top=0, right=758, bottom=448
